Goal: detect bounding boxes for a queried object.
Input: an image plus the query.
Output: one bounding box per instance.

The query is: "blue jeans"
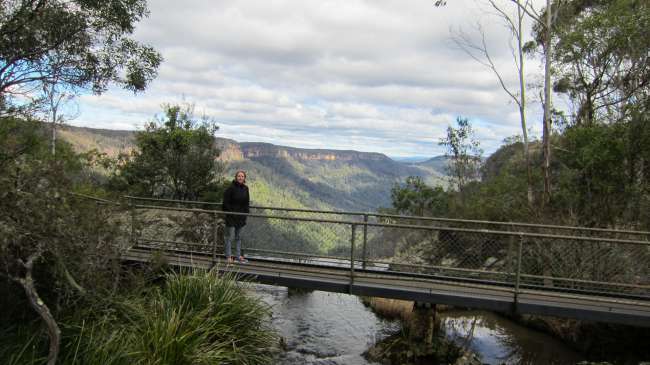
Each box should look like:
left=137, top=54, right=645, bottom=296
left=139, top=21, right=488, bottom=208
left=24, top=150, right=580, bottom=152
left=225, top=226, right=243, bottom=258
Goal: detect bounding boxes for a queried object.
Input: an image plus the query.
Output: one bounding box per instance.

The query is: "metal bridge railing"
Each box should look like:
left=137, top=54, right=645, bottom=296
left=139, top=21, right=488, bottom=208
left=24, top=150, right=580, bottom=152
left=124, top=194, right=650, bottom=238
left=123, top=195, right=650, bottom=302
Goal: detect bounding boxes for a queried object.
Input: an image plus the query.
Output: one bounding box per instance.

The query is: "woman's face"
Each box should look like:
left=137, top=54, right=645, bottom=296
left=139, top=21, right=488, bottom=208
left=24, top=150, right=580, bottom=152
left=236, top=172, right=246, bottom=184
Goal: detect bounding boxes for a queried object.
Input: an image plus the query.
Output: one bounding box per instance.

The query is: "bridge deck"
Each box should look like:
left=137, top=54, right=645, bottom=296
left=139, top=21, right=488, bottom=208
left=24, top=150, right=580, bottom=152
left=123, top=247, right=650, bottom=327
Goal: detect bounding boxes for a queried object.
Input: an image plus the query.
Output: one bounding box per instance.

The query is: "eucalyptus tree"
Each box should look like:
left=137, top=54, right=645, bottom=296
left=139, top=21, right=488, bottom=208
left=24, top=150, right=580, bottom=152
left=549, top=0, right=650, bottom=127
left=439, top=116, right=483, bottom=203
left=0, top=0, right=162, bottom=115
left=509, top=0, right=556, bottom=206
left=451, top=0, right=535, bottom=207
left=548, top=0, right=650, bottom=227
left=450, top=0, right=557, bottom=206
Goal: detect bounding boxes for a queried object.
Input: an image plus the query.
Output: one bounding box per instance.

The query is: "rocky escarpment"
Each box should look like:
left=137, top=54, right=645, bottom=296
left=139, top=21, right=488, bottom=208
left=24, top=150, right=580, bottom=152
left=215, top=137, right=244, bottom=161
left=216, top=139, right=398, bottom=164
left=239, top=142, right=391, bottom=162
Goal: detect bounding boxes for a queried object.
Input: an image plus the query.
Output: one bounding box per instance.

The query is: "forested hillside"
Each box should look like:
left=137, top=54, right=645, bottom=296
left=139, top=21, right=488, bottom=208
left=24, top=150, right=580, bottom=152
left=60, top=124, right=447, bottom=211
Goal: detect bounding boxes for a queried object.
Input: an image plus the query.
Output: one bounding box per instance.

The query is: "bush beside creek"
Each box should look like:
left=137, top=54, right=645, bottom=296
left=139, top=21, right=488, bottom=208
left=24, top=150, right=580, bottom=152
left=361, top=297, right=467, bottom=365
left=362, top=296, right=650, bottom=365
left=1, top=269, right=278, bottom=365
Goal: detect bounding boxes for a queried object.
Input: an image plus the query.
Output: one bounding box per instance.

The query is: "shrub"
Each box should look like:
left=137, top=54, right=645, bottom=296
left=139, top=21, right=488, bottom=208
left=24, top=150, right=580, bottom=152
left=60, top=269, right=278, bottom=365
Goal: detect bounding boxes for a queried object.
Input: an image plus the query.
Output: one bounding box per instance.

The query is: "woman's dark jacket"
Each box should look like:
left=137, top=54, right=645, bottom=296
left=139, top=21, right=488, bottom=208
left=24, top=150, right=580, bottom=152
left=222, top=180, right=250, bottom=228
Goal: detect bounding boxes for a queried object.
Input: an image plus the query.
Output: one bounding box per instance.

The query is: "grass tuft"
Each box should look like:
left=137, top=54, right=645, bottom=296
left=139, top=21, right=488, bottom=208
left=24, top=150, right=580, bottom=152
left=4, top=269, right=278, bottom=365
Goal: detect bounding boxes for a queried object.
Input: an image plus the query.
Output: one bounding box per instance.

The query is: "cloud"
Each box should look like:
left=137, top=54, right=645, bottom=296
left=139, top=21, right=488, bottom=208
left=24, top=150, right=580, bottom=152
left=73, top=0, right=547, bottom=156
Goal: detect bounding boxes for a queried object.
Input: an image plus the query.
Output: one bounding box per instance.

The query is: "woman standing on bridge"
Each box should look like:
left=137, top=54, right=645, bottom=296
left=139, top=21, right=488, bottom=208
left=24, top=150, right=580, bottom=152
left=223, top=170, right=250, bottom=263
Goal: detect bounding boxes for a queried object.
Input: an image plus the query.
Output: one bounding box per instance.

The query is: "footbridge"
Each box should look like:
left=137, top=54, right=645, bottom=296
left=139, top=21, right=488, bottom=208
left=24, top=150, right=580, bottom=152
left=100, top=195, right=650, bottom=327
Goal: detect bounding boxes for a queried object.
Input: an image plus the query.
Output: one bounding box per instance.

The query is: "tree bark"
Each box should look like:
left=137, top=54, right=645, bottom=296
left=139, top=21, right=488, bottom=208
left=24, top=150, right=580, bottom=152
left=516, top=1, right=534, bottom=208
left=542, top=0, right=553, bottom=206
left=51, top=107, right=57, bottom=157
left=15, top=254, right=61, bottom=365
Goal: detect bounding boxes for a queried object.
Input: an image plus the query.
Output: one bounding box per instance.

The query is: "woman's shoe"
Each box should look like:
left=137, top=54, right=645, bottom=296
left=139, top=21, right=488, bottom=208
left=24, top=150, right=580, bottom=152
left=238, top=256, right=248, bottom=263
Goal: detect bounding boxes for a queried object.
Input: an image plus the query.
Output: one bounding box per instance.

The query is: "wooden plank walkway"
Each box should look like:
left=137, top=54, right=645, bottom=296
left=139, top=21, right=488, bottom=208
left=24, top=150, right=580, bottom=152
left=123, top=247, right=650, bottom=327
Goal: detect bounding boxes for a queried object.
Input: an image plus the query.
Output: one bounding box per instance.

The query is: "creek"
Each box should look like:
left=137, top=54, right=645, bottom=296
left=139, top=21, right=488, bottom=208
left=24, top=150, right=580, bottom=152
left=251, top=284, right=585, bottom=365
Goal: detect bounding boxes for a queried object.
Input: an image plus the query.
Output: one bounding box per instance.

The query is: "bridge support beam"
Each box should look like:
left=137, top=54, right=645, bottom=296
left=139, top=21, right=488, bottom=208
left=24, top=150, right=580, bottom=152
left=411, top=302, right=436, bottom=346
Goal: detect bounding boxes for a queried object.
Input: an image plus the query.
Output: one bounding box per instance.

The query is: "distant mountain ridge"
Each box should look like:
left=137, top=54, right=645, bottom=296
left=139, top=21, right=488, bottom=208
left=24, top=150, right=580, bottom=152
left=413, top=155, right=450, bottom=176
left=390, top=156, right=432, bottom=163
left=59, top=124, right=447, bottom=211
left=243, top=143, right=389, bottom=161
left=216, top=139, right=405, bottom=163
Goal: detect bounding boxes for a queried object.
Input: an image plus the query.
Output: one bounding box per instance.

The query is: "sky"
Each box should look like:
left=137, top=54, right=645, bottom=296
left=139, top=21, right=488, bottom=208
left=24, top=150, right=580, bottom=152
left=71, top=0, right=547, bottom=157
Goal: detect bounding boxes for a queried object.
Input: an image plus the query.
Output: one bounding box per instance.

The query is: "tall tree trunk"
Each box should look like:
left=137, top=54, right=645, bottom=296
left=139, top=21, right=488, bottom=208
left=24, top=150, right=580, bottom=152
left=542, top=0, right=553, bottom=206
left=51, top=117, right=57, bottom=157
left=516, top=1, right=533, bottom=208
left=14, top=254, right=61, bottom=365
left=521, top=103, right=533, bottom=207
left=47, top=83, right=59, bottom=157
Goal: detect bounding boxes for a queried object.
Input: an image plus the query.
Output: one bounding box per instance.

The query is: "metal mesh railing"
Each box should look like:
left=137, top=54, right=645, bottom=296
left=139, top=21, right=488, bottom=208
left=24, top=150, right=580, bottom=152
left=518, top=235, right=650, bottom=297
left=364, top=211, right=650, bottom=241
left=124, top=196, right=650, bottom=300
left=244, top=207, right=360, bottom=263
left=364, top=222, right=514, bottom=284
left=132, top=206, right=218, bottom=254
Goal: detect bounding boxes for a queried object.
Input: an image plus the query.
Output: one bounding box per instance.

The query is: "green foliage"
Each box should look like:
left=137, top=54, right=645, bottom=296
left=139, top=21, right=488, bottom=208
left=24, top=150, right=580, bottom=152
left=0, top=0, right=162, bottom=113
left=554, top=122, right=650, bottom=227
left=2, top=270, right=278, bottom=364
left=392, top=121, right=650, bottom=229
left=457, top=139, right=542, bottom=221
left=438, top=117, right=483, bottom=197
left=110, top=103, right=224, bottom=200
left=549, top=0, right=650, bottom=126
left=0, top=117, right=80, bottom=170
left=244, top=177, right=342, bottom=254
left=51, top=270, right=277, bottom=365
left=222, top=156, right=416, bottom=256
left=0, top=323, right=48, bottom=365
left=0, top=117, right=123, bottom=299
left=0, top=117, right=41, bottom=166
left=391, top=176, right=448, bottom=217
left=0, top=116, right=128, bottom=364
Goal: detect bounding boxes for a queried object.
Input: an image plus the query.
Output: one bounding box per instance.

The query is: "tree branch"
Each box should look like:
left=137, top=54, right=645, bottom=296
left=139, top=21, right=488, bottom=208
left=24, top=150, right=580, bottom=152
left=509, top=0, right=542, bottom=24
left=479, top=26, right=520, bottom=105
left=488, top=0, right=519, bottom=37
left=14, top=252, right=61, bottom=365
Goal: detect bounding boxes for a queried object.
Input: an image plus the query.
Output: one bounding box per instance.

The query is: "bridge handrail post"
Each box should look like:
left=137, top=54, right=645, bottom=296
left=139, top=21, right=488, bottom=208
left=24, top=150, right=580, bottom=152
left=514, top=234, right=524, bottom=307
left=212, top=211, right=218, bottom=265
left=350, top=224, right=357, bottom=286
left=362, top=214, right=368, bottom=269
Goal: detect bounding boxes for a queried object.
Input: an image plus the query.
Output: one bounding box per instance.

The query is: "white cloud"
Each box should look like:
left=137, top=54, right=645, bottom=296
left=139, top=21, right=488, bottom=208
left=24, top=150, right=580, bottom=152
left=72, top=0, right=547, bottom=156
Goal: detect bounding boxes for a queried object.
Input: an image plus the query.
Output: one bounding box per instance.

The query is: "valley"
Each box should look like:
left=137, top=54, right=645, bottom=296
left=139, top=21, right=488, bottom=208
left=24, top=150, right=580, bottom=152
left=61, top=124, right=448, bottom=212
